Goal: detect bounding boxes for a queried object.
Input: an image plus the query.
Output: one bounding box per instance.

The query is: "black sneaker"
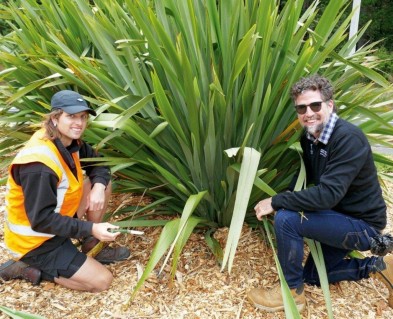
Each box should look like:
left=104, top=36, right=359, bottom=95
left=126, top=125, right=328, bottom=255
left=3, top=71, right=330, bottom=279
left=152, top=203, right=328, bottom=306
left=81, top=236, right=130, bottom=264
left=95, top=246, right=131, bottom=264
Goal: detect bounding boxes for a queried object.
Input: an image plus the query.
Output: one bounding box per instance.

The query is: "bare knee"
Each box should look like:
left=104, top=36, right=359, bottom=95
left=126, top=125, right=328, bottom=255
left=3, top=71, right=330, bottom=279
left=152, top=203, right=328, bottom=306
left=89, top=271, right=113, bottom=292
left=54, top=261, right=114, bottom=292
left=105, top=180, right=112, bottom=196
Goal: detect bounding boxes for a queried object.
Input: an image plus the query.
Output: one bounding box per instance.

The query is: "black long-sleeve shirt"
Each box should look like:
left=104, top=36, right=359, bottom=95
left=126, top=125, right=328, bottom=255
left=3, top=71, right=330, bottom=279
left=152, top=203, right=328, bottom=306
left=12, top=138, right=111, bottom=257
left=272, top=118, right=386, bottom=231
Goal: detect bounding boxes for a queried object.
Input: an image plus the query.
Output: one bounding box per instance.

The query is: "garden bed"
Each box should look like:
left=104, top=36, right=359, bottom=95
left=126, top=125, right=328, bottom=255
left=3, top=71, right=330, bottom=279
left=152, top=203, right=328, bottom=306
left=1, top=187, right=393, bottom=319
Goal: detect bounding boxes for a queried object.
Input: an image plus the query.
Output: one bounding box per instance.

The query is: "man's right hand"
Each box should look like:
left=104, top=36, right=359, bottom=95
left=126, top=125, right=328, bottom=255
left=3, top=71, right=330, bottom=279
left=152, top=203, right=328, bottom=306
left=254, top=197, right=275, bottom=220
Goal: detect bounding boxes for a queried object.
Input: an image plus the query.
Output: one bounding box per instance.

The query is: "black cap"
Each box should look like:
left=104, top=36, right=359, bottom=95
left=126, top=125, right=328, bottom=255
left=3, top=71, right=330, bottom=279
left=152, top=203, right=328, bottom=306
left=51, top=90, right=96, bottom=116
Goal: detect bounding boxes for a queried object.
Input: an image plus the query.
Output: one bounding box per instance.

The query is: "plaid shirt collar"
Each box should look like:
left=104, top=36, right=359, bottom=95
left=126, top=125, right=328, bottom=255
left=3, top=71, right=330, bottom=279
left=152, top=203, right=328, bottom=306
left=306, top=113, right=338, bottom=145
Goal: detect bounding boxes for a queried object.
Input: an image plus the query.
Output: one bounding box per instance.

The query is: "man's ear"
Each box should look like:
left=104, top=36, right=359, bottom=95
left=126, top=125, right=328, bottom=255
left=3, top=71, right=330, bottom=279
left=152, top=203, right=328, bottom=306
left=327, top=99, right=335, bottom=113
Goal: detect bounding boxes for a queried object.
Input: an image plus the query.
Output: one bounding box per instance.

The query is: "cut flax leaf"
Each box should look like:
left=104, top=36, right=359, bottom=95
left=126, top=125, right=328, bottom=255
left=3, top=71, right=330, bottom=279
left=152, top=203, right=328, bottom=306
left=293, top=153, right=334, bottom=319
left=170, top=216, right=207, bottom=280
left=305, top=238, right=333, bottom=319
left=221, top=147, right=261, bottom=273
left=262, top=219, right=302, bottom=319
left=159, top=191, right=207, bottom=274
left=127, top=218, right=179, bottom=306
left=255, top=182, right=303, bottom=318
left=127, top=191, right=207, bottom=307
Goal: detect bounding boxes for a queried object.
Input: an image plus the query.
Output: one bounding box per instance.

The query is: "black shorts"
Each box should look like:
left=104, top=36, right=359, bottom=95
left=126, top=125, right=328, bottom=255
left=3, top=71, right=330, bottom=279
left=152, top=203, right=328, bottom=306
left=21, top=239, right=87, bottom=282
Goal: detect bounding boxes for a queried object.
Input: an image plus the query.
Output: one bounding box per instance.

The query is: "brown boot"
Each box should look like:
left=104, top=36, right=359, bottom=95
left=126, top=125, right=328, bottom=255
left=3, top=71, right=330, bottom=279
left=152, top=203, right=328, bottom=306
left=0, top=260, right=41, bottom=285
left=81, top=236, right=130, bottom=264
left=247, top=284, right=306, bottom=312
left=370, top=255, right=393, bottom=307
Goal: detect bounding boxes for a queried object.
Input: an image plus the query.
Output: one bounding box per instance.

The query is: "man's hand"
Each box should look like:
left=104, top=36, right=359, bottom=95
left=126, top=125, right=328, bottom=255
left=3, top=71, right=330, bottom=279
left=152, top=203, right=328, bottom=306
left=86, top=183, right=106, bottom=212
left=254, top=197, right=274, bottom=220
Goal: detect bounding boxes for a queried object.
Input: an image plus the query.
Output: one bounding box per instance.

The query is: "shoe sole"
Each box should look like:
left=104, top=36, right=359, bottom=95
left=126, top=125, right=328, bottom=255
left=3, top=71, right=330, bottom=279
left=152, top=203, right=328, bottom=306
left=254, top=303, right=305, bottom=313
left=96, top=259, right=127, bottom=265
left=95, top=253, right=131, bottom=264
left=248, top=295, right=305, bottom=313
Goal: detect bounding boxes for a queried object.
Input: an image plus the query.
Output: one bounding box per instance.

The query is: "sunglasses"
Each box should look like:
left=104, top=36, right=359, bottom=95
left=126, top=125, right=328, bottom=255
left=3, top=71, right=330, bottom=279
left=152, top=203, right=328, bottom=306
left=294, top=101, right=324, bottom=114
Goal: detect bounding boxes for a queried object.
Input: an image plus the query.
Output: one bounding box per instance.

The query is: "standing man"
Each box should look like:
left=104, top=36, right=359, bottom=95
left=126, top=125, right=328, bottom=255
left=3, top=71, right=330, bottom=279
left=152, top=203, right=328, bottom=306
left=0, top=90, right=130, bottom=292
left=248, top=75, right=392, bottom=312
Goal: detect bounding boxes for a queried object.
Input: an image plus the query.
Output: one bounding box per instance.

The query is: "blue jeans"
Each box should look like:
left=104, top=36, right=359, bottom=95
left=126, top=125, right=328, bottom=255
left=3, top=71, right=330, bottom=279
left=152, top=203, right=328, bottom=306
left=274, top=209, right=380, bottom=289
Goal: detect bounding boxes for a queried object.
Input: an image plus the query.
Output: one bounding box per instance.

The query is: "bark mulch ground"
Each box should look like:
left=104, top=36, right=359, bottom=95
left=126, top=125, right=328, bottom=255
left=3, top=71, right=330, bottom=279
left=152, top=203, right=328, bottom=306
left=1, top=185, right=393, bottom=319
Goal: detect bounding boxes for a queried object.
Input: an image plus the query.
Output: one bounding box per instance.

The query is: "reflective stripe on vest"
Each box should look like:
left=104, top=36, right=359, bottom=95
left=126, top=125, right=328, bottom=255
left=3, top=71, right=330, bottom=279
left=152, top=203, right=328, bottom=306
left=12, top=144, right=70, bottom=213
left=4, top=129, right=83, bottom=259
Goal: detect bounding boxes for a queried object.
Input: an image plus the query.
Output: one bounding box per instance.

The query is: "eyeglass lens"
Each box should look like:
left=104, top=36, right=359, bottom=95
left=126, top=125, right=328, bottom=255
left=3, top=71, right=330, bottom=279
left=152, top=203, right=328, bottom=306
left=295, top=101, right=323, bottom=114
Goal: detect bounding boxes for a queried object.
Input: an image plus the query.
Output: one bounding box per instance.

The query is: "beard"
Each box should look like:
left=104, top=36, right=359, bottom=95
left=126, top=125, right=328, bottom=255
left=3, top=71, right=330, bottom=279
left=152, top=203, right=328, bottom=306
left=305, top=122, right=324, bottom=136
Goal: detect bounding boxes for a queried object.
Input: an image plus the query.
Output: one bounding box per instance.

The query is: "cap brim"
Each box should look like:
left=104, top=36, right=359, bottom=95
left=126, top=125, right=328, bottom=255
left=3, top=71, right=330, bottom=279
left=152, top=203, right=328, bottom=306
left=53, top=105, right=96, bottom=116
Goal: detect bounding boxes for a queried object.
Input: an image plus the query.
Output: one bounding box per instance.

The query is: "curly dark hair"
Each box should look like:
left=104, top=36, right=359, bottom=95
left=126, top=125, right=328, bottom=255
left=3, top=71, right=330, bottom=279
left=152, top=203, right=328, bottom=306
left=290, top=74, right=334, bottom=102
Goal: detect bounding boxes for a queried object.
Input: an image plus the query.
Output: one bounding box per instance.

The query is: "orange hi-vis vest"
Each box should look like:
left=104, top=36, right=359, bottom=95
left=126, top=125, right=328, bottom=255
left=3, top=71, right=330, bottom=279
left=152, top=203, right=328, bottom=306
left=4, top=129, right=83, bottom=259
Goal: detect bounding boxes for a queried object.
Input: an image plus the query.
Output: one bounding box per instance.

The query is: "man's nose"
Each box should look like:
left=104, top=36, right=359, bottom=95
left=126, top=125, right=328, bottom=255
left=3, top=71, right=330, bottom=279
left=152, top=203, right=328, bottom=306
left=305, top=105, right=315, bottom=115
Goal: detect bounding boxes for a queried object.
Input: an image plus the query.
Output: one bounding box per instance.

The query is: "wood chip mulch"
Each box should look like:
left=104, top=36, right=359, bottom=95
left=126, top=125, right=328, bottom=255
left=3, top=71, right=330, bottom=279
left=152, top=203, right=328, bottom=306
left=1, top=186, right=393, bottom=319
